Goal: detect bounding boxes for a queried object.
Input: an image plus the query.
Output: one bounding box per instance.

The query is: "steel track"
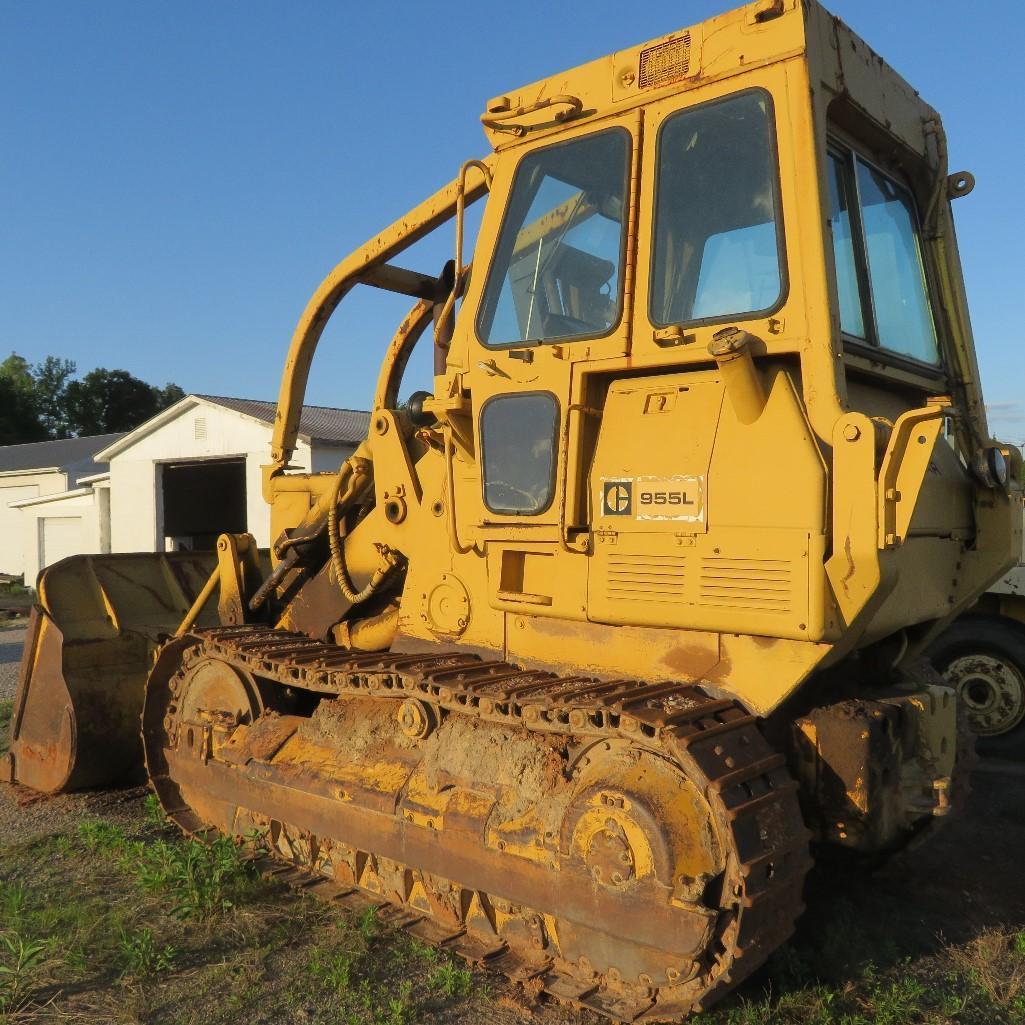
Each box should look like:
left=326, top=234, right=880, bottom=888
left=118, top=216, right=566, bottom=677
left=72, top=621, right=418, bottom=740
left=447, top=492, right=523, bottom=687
left=144, top=626, right=812, bottom=1021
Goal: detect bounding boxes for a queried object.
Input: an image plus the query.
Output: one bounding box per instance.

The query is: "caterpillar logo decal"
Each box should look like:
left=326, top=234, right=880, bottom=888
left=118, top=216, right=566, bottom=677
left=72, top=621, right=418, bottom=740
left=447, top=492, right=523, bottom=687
left=600, top=475, right=705, bottom=523
left=602, top=480, right=633, bottom=516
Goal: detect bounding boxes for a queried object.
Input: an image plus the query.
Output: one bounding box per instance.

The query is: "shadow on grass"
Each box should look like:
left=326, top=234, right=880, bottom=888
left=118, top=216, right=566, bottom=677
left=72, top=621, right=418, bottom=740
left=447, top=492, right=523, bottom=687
left=696, top=771, right=1025, bottom=1024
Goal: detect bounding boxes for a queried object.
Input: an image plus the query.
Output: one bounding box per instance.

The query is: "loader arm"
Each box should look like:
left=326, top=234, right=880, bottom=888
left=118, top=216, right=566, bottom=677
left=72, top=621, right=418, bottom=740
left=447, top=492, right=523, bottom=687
left=270, top=158, right=495, bottom=471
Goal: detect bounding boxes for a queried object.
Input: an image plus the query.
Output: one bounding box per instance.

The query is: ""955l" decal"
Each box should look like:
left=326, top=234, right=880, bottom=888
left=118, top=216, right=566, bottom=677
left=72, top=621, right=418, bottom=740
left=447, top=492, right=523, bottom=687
left=600, top=476, right=705, bottom=522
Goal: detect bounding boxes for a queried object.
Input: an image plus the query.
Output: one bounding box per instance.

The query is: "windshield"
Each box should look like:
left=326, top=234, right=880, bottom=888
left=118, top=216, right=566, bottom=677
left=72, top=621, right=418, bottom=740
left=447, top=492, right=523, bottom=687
left=476, top=130, right=629, bottom=347
left=650, top=90, right=783, bottom=326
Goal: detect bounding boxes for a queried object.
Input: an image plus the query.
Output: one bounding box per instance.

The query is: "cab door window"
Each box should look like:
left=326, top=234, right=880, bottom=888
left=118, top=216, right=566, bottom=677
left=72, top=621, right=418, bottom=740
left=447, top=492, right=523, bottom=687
left=480, top=393, right=559, bottom=515
left=477, top=130, right=630, bottom=347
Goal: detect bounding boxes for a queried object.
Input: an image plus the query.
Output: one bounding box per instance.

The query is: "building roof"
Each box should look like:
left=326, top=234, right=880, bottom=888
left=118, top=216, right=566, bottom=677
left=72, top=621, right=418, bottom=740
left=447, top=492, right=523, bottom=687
left=196, top=395, right=370, bottom=445
left=93, top=394, right=371, bottom=461
left=0, top=433, right=124, bottom=486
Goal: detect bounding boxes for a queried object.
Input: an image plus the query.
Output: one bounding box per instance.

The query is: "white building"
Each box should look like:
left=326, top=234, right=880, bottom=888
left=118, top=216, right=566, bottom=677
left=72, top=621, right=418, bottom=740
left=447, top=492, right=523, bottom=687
left=4, top=395, right=369, bottom=588
left=0, top=434, right=122, bottom=577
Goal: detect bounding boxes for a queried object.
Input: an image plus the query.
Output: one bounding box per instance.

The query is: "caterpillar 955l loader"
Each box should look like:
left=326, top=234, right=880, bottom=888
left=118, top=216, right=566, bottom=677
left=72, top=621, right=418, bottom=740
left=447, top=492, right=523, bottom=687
left=3, top=0, right=1020, bottom=1018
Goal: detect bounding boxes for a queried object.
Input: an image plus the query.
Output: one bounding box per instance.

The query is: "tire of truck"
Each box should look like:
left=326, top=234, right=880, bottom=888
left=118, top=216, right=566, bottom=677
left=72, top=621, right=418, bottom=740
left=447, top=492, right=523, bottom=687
left=929, top=615, right=1025, bottom=758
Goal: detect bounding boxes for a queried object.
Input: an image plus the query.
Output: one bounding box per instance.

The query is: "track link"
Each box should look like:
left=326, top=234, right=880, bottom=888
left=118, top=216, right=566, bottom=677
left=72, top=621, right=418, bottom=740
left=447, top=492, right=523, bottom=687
left=143, top=626, right=812, bottom=1021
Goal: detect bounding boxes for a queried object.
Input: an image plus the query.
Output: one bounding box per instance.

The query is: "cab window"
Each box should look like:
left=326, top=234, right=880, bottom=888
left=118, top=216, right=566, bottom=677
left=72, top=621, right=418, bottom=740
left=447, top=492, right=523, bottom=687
left=477, top=130, right=629, bottom=347
left=650, top=90, right=784, bottom=326
left=480, top=393, right=559, bottom=515
left=827, top=146, right=939, bottom=364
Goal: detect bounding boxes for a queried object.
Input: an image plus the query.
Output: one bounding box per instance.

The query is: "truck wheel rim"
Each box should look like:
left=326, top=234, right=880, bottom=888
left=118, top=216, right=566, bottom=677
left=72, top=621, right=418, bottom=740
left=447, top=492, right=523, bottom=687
left=946, top=653, right=1025, bottom=737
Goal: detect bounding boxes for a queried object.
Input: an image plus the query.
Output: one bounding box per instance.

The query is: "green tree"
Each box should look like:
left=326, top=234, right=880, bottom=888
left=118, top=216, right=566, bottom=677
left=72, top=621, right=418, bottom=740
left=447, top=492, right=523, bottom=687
left=0, top=353, right=186, bottom=441
left=0, top=354, right=46, bottom=443
left=0, top=353, right=35, bottom=396
left=154, top=382, right=186, bottom=408
left=32, top=356, right=77, bottom=438
left=63, top=368, right=185, bottom=435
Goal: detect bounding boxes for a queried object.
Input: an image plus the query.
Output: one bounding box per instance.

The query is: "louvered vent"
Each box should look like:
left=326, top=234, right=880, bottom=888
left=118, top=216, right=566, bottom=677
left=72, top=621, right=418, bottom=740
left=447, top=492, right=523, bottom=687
left=638, top=33, right=692, bottom=89
left=194, top=417, right=207, bottom=440
left=605, top=554, right=687, bottom=605
left=699, top=558, right=792, bottom=612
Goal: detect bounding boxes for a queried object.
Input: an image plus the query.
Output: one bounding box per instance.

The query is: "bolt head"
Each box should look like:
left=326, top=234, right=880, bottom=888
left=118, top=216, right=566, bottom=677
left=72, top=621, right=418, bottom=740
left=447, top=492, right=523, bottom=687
left=843, top=423, right=861, bottom=442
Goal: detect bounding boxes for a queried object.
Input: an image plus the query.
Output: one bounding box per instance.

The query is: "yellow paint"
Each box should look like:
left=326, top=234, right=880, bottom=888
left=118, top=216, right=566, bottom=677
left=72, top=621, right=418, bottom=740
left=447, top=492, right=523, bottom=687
left=246, top=0, right=1018, bottom=723
left=488, top=807, right=558, bottom=868
left=272, top=735, right=413, bottom=796
left=20, top=0, right=1020, bottom=806
left=571, top=755, right=723, bottom=888
left=571, top=803, right=658, bottom=882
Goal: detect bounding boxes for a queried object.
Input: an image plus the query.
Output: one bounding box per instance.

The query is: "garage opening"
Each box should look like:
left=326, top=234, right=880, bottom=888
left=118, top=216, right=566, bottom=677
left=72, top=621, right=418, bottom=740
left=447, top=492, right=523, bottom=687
left=160, top=458, right=246, bottom=551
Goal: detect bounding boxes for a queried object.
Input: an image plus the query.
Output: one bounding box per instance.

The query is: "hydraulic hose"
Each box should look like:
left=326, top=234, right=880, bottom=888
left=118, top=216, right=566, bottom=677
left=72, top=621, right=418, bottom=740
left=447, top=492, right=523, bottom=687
left=326, top=454, right=395, bottom=606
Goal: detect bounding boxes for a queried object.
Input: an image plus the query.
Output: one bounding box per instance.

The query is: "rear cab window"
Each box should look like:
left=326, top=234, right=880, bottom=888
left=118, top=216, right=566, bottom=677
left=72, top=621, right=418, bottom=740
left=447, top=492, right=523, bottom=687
left=827, top=144, right=939, bottom=366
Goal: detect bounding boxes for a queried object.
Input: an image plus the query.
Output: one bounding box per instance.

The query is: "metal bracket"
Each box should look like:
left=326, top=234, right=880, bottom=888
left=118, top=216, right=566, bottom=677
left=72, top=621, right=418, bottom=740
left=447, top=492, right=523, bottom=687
left=877, top=405, right=947, bottom=549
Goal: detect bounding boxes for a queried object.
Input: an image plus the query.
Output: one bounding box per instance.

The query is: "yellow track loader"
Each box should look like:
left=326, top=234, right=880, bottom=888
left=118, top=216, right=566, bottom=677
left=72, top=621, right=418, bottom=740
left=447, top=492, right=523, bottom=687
left=2, top=1, right=1019, bottom=1018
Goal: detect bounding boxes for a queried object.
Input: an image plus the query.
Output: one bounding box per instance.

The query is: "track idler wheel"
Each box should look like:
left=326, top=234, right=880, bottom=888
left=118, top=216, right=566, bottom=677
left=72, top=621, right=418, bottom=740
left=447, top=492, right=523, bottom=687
left=144, top=638, right=271, bottom=830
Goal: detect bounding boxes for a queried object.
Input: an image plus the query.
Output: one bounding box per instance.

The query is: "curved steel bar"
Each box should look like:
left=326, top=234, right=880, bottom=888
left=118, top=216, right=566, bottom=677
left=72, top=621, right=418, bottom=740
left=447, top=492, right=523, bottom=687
left=270, top=156, right=496, bottom=469
left=373, top=299, right=435, bottom=413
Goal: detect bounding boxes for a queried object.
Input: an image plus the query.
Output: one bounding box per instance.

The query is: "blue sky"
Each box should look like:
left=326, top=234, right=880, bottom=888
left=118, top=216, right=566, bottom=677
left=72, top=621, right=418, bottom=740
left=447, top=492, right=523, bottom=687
left=2, top=1, right=1023, bottom=439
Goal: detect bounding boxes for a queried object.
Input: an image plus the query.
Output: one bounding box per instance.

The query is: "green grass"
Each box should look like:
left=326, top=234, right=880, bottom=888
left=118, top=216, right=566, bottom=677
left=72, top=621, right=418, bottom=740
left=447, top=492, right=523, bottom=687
left=300, top=904, right=479, bottom=1024
left=0, top=792, right=1022, bottom=1024
left=0, top=812, right=485, bottom=1023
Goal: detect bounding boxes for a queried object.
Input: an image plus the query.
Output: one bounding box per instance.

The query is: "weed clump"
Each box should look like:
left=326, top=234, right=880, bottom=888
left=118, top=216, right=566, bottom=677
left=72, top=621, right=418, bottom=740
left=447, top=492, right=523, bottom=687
left=117, top=926, right=176, bottom=979
left=0, top=932, right=54, bottom=1015
left=131, top=835, right=257, bottom=917
left=948, top=927, right=1025, bottom=1014
left=77, top=819, right=259, bottom=918
left=426, top=960, right=473, bottom=999
left=142, top=792, right=166, bottom=829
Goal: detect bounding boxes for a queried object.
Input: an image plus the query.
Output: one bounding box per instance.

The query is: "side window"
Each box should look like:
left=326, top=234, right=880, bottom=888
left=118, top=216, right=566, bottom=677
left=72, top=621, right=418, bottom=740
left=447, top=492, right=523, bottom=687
left=480, top=394, right=559, bottom=515
left=827, top=146, right=939, bottom=364
left=651, top=90, right=784, bottom=326
left=827, top=152, right=866, bottom=339
left=477, top=131, right=629, bottom=347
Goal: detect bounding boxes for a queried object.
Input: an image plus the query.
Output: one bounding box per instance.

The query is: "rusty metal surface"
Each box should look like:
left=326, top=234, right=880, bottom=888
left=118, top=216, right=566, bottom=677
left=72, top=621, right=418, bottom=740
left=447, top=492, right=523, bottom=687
left=143, top=626, right=811, bottom=1021
left=3, top=604, right=159, bottom=793
left=793, top=685, right=961, bottom=853
left=5, top=551, right=220, bottom=793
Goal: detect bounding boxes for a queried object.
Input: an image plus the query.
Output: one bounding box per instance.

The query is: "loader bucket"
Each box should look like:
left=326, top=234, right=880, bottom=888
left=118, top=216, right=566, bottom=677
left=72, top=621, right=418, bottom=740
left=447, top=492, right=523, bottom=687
left=0, top=551, right=219, bottom=794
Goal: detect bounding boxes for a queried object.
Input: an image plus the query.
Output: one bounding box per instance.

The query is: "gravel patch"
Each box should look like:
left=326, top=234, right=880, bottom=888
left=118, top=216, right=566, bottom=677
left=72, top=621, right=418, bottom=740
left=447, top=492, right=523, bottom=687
left=0, top=620, right=150, bottom=847
left=0, top=623, right=26, bottom=702
left=0, top=783, right=149, bottom=846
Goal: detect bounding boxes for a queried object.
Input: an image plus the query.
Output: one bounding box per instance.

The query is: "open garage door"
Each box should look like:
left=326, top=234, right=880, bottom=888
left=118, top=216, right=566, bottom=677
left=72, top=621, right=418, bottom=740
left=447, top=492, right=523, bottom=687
left=160, top=458, right=246, bottom=551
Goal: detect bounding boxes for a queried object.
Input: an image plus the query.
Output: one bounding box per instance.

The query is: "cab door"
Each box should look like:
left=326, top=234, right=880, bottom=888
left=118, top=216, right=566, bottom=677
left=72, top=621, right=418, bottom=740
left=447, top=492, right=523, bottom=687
left=630, top=64, right=797, bottom=362
left=449, top=114, right=641, bottom=619
left=584, top=67, right=825, bottom=644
